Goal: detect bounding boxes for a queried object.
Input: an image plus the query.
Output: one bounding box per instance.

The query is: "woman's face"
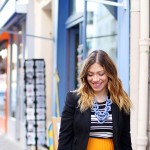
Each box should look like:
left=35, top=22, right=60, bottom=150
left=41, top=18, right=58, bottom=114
left=87, top=63, right=108, bottom=94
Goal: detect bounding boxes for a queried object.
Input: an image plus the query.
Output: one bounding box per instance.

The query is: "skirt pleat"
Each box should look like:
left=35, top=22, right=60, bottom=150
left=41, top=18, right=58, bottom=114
left=86, top=138, right=114, bottom=150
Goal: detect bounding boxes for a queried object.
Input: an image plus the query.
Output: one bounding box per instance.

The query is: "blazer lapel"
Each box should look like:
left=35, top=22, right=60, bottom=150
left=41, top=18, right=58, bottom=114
left=112, top=103, right=119, bottom=132
left=112, top=103, right=120, bottom=149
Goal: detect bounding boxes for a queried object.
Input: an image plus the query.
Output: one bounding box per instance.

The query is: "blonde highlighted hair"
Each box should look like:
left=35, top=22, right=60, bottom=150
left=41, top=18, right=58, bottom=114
left=76, top=50, right=132, bottom=114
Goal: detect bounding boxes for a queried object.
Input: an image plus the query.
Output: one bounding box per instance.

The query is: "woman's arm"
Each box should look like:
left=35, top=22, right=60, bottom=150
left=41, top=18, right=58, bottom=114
left=57, top=92, right=76, bottom=150
left=120, top=111, right=132, bottom=150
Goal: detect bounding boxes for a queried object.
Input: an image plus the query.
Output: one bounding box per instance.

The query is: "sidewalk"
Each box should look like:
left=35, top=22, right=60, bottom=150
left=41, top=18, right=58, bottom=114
left=0, top=133, right=24, bottom=150
left=0, top=132, right=48, bottom=150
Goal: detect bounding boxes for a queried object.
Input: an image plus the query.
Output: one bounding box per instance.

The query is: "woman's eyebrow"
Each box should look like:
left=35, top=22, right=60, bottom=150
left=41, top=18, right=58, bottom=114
left=87, top=70, right=104, bottom=73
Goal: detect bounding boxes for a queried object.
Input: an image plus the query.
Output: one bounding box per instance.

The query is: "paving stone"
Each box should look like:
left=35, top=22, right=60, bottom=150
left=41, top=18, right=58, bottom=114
left=0, top=134, right=24, bottom=150
left=0, top=132, right=48, bottom=150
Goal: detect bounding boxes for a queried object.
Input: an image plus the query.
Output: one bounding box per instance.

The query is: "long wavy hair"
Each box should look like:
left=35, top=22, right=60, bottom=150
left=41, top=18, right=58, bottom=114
left=76, top=50, right=132, bottom=114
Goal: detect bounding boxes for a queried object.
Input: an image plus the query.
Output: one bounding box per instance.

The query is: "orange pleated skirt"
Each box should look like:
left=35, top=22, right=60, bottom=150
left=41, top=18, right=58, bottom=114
left=87, top=138, right=114, bottom=150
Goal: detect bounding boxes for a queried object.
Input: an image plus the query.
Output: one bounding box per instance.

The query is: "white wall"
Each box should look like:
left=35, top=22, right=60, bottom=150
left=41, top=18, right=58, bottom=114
left=148, top=53, right=150, bottom=149
left=26, top=0, right=53, bottom=123
left=130, top=0, right=140, bottom=149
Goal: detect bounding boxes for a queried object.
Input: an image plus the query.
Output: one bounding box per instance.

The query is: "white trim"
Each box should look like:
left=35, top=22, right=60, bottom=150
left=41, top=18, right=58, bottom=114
left=39, top=0, right=52, bottom=10
left=52, top=0, right=59, bottom=116
left=86, top=0, right=127, bottom=9
left=137, top=0, right=149, bottom=149
left=66, top=12, right=83, bottom=28
left=16, top=0, right=28, bottom=13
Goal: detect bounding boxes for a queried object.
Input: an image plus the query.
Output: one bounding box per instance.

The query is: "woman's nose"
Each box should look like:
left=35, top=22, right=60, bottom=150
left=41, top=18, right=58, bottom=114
left=93, top=75, right=99, bottom=82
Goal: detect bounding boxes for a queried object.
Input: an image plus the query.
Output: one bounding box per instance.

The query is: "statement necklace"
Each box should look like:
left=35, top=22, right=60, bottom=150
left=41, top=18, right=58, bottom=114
left=92, top=97, right=112, bottom=124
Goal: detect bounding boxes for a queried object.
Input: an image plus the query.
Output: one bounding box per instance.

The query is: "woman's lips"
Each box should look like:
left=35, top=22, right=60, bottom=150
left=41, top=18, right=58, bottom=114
left=92, top=83, right=102, bottom=89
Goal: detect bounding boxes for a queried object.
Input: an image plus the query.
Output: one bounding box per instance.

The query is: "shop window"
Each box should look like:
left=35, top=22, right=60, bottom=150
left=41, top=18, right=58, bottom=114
left=70, top=0, right=84, bottom=15
left=9, top=27, right=24, bottom=118
left=0, top=56, right=6, bottom=74
left=86, top=1, right=118, bottom=63
left=0, top=74, right=6, bottom=116
left=0, top=48, right=7, bottom=116
left=10, top=42, right=18, bottom=117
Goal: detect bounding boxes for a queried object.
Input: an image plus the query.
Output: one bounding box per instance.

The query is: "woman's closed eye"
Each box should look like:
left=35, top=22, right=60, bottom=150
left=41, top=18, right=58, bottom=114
left=98, top=72, right=105, bottom=76
left=87, top=73, right=93, bottom=77
left=87, top=72, right=105, bottom=77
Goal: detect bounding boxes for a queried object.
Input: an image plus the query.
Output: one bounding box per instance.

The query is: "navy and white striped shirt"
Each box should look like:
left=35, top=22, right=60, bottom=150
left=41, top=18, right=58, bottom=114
left=89, top=101, right=113, bottom=138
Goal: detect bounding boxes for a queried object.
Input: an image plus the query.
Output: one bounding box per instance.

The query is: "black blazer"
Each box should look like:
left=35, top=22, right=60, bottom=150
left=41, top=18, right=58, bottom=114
left=58, top=92, right=132, bottom=150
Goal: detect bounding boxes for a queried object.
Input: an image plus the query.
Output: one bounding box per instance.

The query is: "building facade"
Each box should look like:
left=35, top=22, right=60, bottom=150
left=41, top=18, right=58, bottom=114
left=56, top=0, right=130, bottom=115
left=0, top=0, right=54, bottom=148
left=55, top=0, right=150, bottom=150
left=130, top=0, right=150, bottom=149
left=0, top=0, right=150, bottom=150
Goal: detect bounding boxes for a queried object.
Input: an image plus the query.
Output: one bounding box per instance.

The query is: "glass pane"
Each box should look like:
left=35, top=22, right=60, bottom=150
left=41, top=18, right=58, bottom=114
left=9, top=26, right=24, bottom=119
left=70, top=0, right=84, bottom=15
left=18, top=32, right=24, bottom=120
left=10, top=35, right=18, bottom=117
left=0, top=48, right=7, bottom=116
left=86, top=2, right=118, bottom=63
left=0, top=74, right=6, bottom=115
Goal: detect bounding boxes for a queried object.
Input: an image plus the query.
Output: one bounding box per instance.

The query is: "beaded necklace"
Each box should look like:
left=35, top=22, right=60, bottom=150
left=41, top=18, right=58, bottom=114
left=92, top=97, right=112, bottom=124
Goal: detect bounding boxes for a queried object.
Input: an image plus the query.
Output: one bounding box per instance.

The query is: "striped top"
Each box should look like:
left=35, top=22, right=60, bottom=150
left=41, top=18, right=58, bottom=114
left=89, top=100, right=113, bottom=138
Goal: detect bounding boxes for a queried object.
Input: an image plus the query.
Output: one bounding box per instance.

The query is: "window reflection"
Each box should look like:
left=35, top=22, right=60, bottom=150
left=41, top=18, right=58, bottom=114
left=0, top=73, right=6, bottom=115
left=10, top=28, right=23, bottom=118
left=70, top=0, right=84, bottom=15
left=0, top=48, right=7, bottom=116
left=10, top=42, right=17, bottom=117
left=86, top=2, right=118, bottom=63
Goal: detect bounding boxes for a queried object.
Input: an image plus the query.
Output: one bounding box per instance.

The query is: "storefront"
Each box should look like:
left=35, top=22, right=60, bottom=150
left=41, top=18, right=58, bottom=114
left=0, top=0, right=27, bottom=142
left=7, top=23, right=26, bottom=141
left=0, top=32, right=9, bottom=132
left=56, top=0, right=130, bottom=114
left=0, top=24, right=26, bottom=138
left=0, top=0, right=54, bottom=148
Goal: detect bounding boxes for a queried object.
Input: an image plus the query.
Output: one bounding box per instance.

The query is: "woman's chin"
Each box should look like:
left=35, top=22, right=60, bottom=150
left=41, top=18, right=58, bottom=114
left=92, top=88, right=102, bottom=92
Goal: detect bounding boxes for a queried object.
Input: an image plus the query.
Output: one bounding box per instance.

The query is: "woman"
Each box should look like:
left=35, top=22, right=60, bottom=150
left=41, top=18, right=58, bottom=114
left=57, top=50, right=132, bottom=150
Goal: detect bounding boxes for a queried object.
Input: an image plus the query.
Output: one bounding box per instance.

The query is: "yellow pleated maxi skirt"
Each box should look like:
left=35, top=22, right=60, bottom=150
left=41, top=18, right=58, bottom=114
left=87, top=138, right=114, bottom=150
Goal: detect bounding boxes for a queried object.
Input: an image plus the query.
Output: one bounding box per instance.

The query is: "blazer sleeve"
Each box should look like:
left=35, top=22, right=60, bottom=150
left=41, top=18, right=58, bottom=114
left=57, top=92, right=76, bottom=150
left=120, top=111, right=132, bottom=150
